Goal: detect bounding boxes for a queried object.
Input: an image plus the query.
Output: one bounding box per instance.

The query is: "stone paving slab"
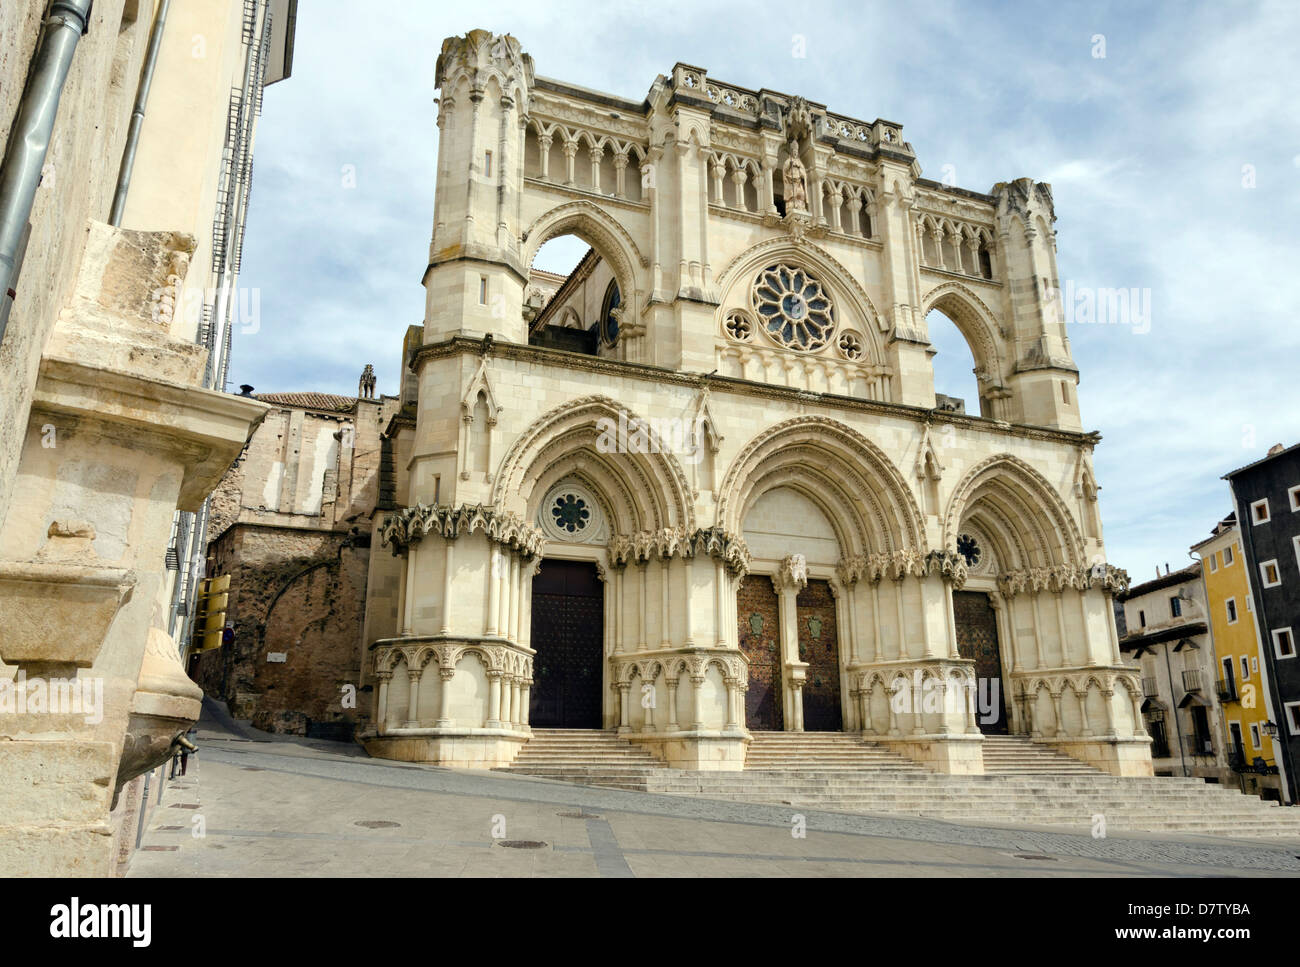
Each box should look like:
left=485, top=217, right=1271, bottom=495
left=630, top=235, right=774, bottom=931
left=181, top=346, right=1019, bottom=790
left=127, top=724, right=1300, bottom=878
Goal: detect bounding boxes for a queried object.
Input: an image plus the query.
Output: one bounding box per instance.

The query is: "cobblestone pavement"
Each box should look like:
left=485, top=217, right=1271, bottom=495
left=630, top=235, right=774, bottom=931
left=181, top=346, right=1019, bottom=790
left=128, top=717, right=1300, bottom=878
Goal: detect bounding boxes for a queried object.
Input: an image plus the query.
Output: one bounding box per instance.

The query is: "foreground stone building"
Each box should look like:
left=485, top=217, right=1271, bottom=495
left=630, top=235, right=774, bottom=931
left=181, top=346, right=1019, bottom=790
left=353, top=30, right=1146, bottom=778
left=0, top=0, right=294, bottom=875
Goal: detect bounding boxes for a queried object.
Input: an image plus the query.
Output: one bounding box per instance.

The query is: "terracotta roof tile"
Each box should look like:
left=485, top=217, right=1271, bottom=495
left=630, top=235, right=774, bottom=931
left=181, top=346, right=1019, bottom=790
left=256, top=392, right=358, bottom=412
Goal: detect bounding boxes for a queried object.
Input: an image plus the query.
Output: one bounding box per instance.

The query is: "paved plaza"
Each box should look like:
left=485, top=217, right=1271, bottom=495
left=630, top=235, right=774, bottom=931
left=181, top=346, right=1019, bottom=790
left=128, top=709, right=1300, bottom=878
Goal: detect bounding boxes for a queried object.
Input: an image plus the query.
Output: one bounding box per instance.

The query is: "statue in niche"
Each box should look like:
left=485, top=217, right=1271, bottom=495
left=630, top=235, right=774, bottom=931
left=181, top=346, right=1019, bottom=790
left=782, top=140, right=808, bottom=213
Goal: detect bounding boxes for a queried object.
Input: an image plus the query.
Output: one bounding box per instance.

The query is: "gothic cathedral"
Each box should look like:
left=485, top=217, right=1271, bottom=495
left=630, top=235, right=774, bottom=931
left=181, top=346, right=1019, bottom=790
left=357, top=30, right=1149, bottom=778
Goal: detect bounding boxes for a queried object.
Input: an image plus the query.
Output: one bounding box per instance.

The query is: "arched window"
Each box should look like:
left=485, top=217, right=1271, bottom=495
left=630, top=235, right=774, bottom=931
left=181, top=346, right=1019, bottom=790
left=600, top=279, right=621, bottom=347
left=927, top=308, right=981, bottom=415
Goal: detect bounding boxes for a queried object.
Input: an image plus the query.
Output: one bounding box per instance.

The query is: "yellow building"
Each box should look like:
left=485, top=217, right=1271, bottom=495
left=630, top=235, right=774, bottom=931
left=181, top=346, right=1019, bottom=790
left=1193, top=513, right=1285, bottom=801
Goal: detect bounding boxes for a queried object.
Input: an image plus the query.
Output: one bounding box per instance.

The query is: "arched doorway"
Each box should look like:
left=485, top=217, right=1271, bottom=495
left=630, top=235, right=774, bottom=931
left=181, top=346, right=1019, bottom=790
left=528, top=558, right=604, bottom=728
left=952, top=589, right=1008, bottom=734
left=797, top=579, right=842, bottom=731
left=738, top=575, right=783, bottom=730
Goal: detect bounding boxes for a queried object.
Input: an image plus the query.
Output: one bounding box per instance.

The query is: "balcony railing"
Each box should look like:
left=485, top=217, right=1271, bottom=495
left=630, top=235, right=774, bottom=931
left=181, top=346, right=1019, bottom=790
left=1216, top=678, right=1238, bottom=703
left=1184, top=733, right=1215, bottom=757
left=1142, top=676, right=1159, bottom=697
left=1182, top=668, right=1204, bottom=692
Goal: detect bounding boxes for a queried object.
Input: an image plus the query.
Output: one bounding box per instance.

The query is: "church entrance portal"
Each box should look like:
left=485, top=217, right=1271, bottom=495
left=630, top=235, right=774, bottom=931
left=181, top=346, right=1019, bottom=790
left=797, top=579, right=843, bottom=731
left=738, top=576, right=783, bottom=730
left=953, top=590, right=1008, bottom=734
left=529, top=559, right=604, bottom=728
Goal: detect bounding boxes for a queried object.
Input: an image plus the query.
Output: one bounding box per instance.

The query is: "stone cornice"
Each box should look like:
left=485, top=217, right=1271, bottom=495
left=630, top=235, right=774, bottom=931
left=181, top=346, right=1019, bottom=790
left=410, top=335, right=1102, bottom=448
left=33, top=356, right=269, bottom=511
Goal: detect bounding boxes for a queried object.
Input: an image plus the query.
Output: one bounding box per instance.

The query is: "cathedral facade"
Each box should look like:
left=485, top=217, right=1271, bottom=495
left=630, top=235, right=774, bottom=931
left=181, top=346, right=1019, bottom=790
left=358, top=30, right=1149, bottom=777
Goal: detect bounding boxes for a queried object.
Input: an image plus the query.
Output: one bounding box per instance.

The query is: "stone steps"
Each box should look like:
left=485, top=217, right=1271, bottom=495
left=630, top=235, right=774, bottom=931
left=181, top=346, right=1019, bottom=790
left=493, top=729, right=1300, bottom=839
left=980, top=735, right=1103, bottom=775
left=498, top=729, right=669, bottom=786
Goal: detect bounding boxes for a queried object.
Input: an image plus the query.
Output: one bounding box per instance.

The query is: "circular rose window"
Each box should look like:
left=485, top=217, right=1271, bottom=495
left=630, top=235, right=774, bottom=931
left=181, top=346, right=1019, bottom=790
left=550, top=494, right=590, bottom=534
left=956, top=533, right=981, bottom=568
left=752, top=264, right=835, bottom=351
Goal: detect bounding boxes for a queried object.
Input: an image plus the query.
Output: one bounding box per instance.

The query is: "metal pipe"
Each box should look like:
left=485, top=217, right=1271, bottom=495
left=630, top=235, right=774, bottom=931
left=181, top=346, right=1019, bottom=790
left=109, top=0, right=170, bottom=226
left=0, top=0, right=93, bottom=345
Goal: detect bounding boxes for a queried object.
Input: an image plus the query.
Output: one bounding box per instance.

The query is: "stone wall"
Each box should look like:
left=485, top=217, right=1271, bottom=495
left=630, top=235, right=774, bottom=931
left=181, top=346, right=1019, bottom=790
left=193, top=525, right=369, bottom=735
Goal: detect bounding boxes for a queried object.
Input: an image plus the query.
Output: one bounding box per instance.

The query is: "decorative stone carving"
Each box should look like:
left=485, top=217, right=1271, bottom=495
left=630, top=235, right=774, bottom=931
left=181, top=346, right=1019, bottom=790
left=782, top=141, right=809, bottom=213
left=380, top=503, right=546, bottom=559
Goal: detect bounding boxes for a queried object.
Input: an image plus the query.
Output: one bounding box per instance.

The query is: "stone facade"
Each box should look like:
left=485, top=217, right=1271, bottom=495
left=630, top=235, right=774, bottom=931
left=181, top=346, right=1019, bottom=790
left=355, top=30, right=1149, bottom=779
left=0, top=1, right=293, bottom=875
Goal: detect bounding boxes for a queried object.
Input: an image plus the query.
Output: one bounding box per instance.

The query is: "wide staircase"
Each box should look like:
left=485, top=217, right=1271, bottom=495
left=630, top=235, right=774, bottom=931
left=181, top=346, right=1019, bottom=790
left=497, top=730, right=1300, bottom=839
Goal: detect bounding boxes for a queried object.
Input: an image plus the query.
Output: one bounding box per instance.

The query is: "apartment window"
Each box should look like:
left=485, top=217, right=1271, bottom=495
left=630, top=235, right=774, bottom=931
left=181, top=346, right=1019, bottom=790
left=1138, top=609, right=1147, bottom=628
left=1241, top=655, right=1250, bottom=680
left=484, top=150, right=493, bottom=177
left=1209, top=554, right=1218, bottom=573
left=1286, top=701, right=1300, bottom=736
left=1251, top=498, right=1270, bottom=525
left=1226, top=598, right=1238, bottom=624
left=1252, top=656, right=1259, bottom=672
left=1273, top=627, right=1296, bottom=659
left=1250, top=723, right=1261, bottom=748
left=1289, top=484, right=1300, bottom=512
left=1229, top=721, right=1244, bottom=757
left=1170, top=596, right=1182, bottom=618
left=478, top=276, right=488, bottom=305
left=1260, top=560, right=1281, bottom=588
left=1223, top=544, right=1234, bottom=566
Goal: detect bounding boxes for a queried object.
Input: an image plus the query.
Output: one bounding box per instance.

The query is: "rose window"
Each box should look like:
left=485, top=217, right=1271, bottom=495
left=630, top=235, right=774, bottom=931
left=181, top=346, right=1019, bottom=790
left=957, top=533, right=981, bottom=568
left=752, top=264, right=835, bottom=351
left=551, top=494, right=590, bottom=533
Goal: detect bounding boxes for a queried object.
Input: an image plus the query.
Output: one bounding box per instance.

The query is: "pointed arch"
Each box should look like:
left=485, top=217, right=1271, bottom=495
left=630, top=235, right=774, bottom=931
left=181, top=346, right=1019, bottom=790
left=945, top=453, right=1085, bottom=570
left=715, top=237, right=888, bottom=361
left=491, top=395, right=695, bottom=535
left=521, top=199, right=646, bottom=331
left=717, top=416, right=924, bottom=557
left=921, top=281, right=1008, bottom=391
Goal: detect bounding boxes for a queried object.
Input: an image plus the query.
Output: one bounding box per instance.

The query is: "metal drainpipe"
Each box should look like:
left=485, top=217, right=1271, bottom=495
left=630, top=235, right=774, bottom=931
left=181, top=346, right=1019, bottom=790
left=108, top=0, right=170, bottom=226
left=0, top=0, right=94, bottom=345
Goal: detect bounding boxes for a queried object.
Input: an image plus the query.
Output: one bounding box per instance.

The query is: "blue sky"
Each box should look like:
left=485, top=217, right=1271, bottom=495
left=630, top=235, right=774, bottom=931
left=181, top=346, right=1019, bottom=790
left=236, top=0, right=1300, bottom=580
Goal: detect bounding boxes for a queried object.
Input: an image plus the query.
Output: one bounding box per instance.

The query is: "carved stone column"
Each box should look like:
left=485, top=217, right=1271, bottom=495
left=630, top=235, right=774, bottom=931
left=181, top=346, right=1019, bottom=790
left=690, top=672, right=706, bottom=731
left=486, top=670, right=503, bottom=729
left=375, top=671, right=392, bottom=735
left=435, top=668, right=455, bottom=728
left=404, top=667, right=422, bottom=729
left=617, top=681, right=631, bottom=733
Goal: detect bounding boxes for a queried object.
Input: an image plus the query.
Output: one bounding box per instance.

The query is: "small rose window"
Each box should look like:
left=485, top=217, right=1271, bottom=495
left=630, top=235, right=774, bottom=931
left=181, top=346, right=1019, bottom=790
left=551, top=494, right=590, bottom=533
